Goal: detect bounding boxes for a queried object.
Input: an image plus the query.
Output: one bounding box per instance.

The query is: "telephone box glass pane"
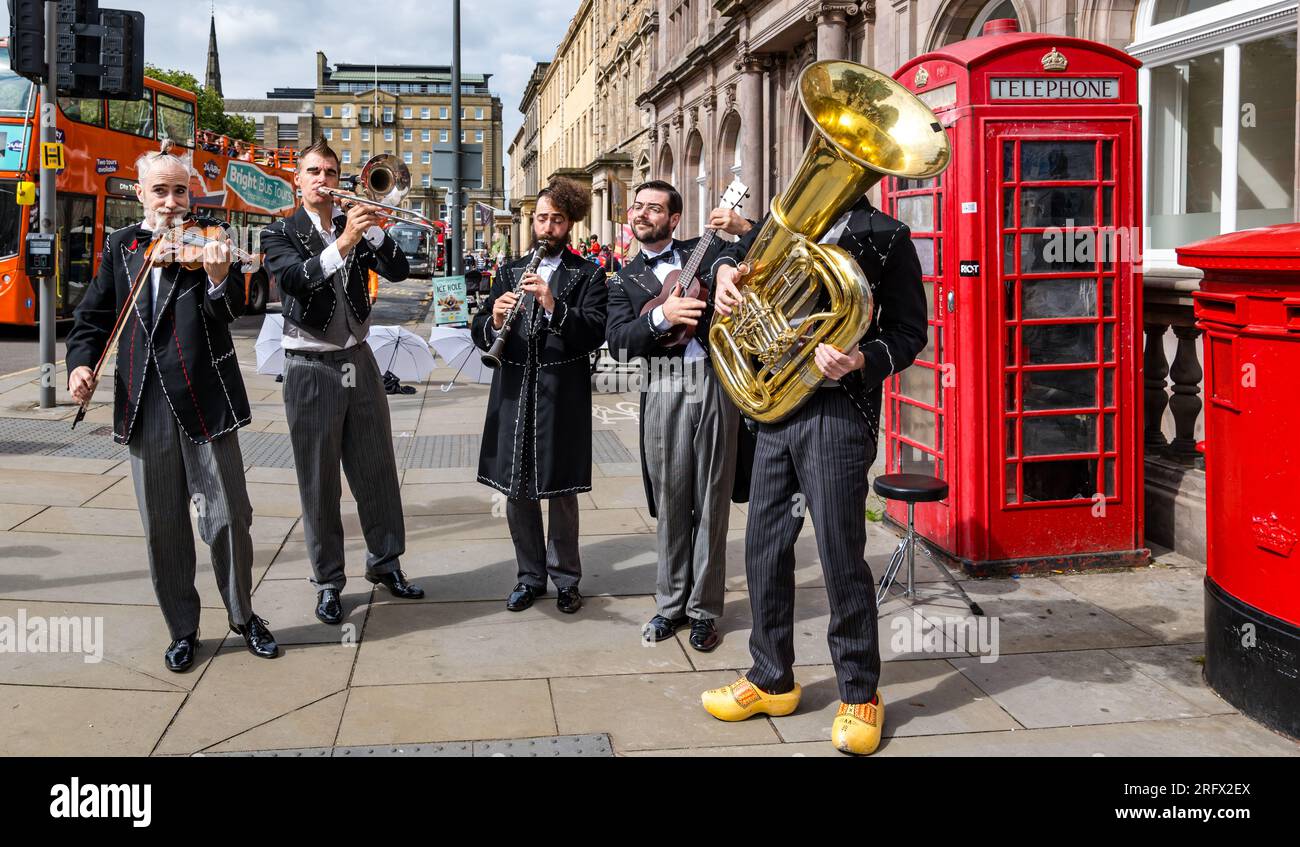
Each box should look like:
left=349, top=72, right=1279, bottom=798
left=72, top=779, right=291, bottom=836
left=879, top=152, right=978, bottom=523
left=1105, top=458, right=1116, bottom=496
left=1022, top=278, right=1097, bottom=318
left=1238, top=33, right=1298, bottom=229
left=1102, top=140, right=1113, bottom=180
left=1024, top=415, right=1096, bottom=456
left=1103, top=186, right=1114, bottom=225
left=1149, top=53, right=1224, bottom=248
left=1003, top=142, right=1015, bottom=181
left=1006, top=464, right=1018, bottom=504
left=915, top=238, right=936, bottom=275
left=899, top=403, right=936, bottom=448
left=1020, top=234, right=1094, bottom=273
left=900, top=442, right=937, bottom=475
left=1006, top=373, right=1017, bottom=411
left=1023, top=370, right=1097, bottom=410
left=1020, top=142, right=1095, bottom=181
left=1105, top=414, right=1115, bottom=451
left=1024, top=325, right=1096, bottom=364
left=1004, top=280, right=1017, bottom=321
left=1003, top=188, right=1015, bottom=227
left=899, top=366, right=936, bottom=405
left=1102, top=278, right=1114, bottom=316
left=1006, top=420, right=1017, bottom=457
left=1020, top=187, right=1096, bottom=227
left=896, top=195, right=935, bottom=231
left=1024, top=459, right=1098, bottom=501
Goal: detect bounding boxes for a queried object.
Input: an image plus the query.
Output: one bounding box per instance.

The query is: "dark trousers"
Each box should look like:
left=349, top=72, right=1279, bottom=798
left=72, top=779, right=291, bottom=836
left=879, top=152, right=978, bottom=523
left=744, top=389, right=881, bottom=703
left=282, top=344, right=405, bottom=592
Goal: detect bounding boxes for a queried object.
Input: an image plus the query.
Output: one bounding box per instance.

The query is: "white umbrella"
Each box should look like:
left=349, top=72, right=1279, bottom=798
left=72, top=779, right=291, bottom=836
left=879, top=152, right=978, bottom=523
left=429, top=325, right=494, bottom=390
left=367, top=325, right=437, bottom=383
left=254, top=313, right=285, bottom=375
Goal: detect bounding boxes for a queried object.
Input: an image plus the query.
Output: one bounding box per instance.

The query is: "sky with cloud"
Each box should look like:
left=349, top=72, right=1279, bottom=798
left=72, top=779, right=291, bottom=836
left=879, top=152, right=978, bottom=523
left=1, top=1, right=579, bottom=178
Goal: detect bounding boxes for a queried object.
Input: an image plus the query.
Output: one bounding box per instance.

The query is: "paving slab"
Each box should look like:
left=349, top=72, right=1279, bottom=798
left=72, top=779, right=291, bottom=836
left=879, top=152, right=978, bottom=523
left=1108, top=643, right=1236, bottom=716
left=0, top=468, right=118, bottom=507
left=1052, top=567, right=1205, bottom=643
left=204, top=691, right=349, bottom=753
left=247, top=578, right=375, bottom=646
left=285, top=508, right=652, bottom=547
left=0, top=504, right=44, bottom=531
left=950, top=649, right=1210, bottom=730
left=0, top=599, right=229, bottom=691
left=351, top=594, right=694, bottom=686
left=0, top=684, right=184, bottom=756
left=551, top=670, right=784, bottom=752
left=335, top=679, right=555, bottom=746
left=155, top=643, right=357, bottom=755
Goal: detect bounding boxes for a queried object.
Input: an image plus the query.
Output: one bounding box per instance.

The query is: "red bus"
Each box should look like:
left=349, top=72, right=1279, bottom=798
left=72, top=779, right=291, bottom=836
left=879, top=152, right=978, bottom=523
left=0, top=42, right=299, bottom=326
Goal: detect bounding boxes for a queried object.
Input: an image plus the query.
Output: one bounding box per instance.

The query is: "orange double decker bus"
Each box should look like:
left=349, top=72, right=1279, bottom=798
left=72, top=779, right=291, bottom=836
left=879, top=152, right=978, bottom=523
left=0, top=41, right=298, bottom=326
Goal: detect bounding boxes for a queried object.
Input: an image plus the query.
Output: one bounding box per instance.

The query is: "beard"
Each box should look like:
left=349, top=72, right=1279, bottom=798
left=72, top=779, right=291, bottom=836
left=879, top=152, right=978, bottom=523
left=633, top=218, right=672, bottom=245
left=531, top=231, right=569, bottom=256
left=145, top=209, right=186, bottom=232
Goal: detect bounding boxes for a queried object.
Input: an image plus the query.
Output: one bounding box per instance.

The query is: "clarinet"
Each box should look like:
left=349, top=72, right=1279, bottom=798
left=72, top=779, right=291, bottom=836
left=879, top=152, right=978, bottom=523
left=482, top=239, right=550, bottom=369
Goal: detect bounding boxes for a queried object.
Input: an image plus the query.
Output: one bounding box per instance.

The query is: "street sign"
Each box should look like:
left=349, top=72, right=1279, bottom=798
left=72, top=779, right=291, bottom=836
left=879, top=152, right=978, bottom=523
left=40, top=142, right=65, bottom=169
left=431, top=142, right=482, bottom=190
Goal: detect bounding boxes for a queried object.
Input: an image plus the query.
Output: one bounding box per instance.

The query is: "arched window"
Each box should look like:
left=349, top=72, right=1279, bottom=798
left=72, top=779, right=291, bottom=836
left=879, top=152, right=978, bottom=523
left=658, top=144, right=675, bottom=189
left=686, top=131, right=705, bottom=236
left=967, top=0, right=1021, bottom=37
left=1130, top=0, right=1297, bottom=264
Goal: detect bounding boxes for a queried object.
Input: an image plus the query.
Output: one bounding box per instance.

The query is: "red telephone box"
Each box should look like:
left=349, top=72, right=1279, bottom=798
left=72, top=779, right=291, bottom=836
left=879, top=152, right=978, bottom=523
left=880, top=20, right=1147, bottom=576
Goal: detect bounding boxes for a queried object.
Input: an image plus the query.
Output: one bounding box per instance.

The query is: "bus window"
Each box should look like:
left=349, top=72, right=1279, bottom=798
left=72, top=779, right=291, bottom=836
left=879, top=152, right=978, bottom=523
left=246, top=213, right=273, bottom=253
left=59, top=97, right=105, bottom=127
left=0, top=47, right=34, bottom=117
left=0, top=181, right=20, bottom=258
left=108, top=91, right=154, bottom=139
left=156, top=93, right=194, bottom=148
left=104, top=195, right=143, bottom=237
left=60, top=194, right=96, bottom=313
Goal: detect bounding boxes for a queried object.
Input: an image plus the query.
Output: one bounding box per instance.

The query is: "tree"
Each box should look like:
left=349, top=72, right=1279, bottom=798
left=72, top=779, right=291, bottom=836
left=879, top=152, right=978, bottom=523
left=144, top=64, right=255, bottom=142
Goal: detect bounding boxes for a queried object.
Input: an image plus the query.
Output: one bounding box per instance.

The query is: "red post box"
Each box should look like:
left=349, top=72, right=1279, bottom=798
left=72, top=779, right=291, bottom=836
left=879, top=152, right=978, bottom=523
left=1180, top=225, right=1300, bottom=740
left=880, top=20, right=1147, bottom=576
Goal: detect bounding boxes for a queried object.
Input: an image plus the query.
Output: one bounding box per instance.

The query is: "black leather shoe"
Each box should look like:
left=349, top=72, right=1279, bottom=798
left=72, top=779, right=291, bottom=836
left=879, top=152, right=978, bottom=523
left=689, top=618, right=720, bottom=652
left=315, top=589, right=344, bottom=625
left=506, top=583, right=545, bottom=612
left=164, top=632, right=199, bottom=673
left=557, top=586, right=583, bottom=614
left=642, top=614, right=688, bottom=642
left=230, top=615, right=279, bottom=659
left=366, top=569, right=425, bottom=599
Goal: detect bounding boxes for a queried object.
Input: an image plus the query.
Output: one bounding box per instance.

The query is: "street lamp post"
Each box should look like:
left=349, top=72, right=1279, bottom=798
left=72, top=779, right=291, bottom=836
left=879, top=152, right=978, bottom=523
left=450, top=0, right=462, bottom=276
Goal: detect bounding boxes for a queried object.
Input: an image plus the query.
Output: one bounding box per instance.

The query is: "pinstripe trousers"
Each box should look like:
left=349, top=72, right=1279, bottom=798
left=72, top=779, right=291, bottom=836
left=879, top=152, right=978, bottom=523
left=744, top=389, right=881, bottom=703
left=129, top=366, right=255, bottom=640
left=644, top=358, right=738, bottom=620
left=282, top=344, right=405, bottom=592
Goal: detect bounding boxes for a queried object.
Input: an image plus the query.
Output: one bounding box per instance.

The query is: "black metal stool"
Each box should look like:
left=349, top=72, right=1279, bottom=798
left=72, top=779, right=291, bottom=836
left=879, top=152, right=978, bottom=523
left=873, top=473, right=983, bottom=615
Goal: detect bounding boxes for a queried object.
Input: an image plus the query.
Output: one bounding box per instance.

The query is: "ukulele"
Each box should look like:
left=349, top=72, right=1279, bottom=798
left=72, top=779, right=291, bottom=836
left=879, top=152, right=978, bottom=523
left=638, top=178, right=748, bottom=347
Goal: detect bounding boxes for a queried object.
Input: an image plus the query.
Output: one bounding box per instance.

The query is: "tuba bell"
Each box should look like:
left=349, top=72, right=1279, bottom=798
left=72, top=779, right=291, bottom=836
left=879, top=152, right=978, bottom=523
left=708, top=60, right=951, bottom=423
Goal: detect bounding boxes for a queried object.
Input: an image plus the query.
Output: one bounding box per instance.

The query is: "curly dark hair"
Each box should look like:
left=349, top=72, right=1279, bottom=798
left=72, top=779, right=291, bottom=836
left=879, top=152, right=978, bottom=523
left=537, top=177, right=592, bottom=223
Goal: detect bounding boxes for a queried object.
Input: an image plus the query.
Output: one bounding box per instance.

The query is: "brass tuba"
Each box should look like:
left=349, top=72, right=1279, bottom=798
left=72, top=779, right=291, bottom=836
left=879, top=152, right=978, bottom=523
left=708, top=60, right=951, bottom=423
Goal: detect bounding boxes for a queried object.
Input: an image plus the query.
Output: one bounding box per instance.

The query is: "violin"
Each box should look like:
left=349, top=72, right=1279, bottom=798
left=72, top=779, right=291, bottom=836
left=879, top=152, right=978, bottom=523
left=151, top=218, right=255, bottom=270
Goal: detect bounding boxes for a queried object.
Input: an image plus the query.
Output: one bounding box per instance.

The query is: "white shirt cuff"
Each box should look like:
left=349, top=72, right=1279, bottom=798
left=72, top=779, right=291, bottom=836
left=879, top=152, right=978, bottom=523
left=319, top=242, right=345, bottom=277
left=651, top=305, right=671, bottom=332
left=207, top=274, right=228, bottom=297
left=363, top=226, right=385, bottom=248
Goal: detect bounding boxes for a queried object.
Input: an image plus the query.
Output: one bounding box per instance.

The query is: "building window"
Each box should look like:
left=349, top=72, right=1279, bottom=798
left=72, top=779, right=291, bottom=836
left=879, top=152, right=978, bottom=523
left=361, top=149, right=369, bottom=161
left=384, top=128, right=394, bottom=141
left=403, top=107, right=413, bottom=119
left=323, top=128, right=333, bottom=140
left=422, top=151, right=431, bottom=164
left=362, top=127, right=371, bottom=141
left=322, top=106, right=333, bottom=117
left=403, top=151, right=414, bottom=164
left=383, top=108, right=394, bottom=122
left=1130, top=0, right=1298, bottom=262
left=342, top=150, right=352, bottom=164
left=476, top=107, right=484, bottom=120
left=403, top=129, right=413, bottom=142
left=423, top=175, right=432, bottom=188
left=440, top=130, right=449, bottom=142
left=360, top=106, right=371, bottom=123
left=341, top=105, right=352, bottom=118
left=968, top=0, right=1021, bottom=37
left=422, top=129, right=431, bottom=142
left=440, top=106, right=448, bottom=119
left=341, top=128, right=351, bottom=141
left=475, top=130, right=483, bottom=142
left=421, top=107, right=431, bottom=119
left=461, top=130, right=466, bottom=142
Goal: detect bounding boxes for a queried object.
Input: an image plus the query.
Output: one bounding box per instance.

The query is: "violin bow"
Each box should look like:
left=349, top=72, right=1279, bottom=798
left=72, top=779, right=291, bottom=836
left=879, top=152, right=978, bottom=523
left=71, top=230, right=165, bottom=430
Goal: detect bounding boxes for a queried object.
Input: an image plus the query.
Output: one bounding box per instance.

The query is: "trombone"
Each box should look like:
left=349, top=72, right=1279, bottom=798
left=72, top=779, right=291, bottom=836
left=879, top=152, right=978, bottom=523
left=318, top=154, right=436, bottom=230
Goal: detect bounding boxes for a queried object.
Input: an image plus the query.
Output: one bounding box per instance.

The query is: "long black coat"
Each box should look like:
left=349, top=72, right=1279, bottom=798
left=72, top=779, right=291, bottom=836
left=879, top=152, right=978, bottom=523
left=66, top=220, right=250, bottom=445
left=472, top=249, right=608, bottom=499
left=605, top=238, right=755, bottom=518
left=260, top=206, right=409, bottom=334
left=713, top=197, right=928, bottom=445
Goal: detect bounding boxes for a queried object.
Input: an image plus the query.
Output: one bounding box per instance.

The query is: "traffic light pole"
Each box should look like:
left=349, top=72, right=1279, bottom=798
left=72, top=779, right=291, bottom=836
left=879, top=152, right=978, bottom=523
left=38, top=0, right=57, bottom=409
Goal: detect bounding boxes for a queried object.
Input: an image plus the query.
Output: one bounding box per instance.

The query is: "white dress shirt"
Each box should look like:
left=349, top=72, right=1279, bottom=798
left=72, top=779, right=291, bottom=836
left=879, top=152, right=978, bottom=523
left=281, top=206, right=386, bottom=351
left=645, top=243, right=707, bottom=363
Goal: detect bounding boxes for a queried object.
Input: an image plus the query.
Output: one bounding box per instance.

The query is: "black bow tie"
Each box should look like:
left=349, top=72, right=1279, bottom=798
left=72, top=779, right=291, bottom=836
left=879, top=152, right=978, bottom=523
left=643, top=248, right=677, bottom=270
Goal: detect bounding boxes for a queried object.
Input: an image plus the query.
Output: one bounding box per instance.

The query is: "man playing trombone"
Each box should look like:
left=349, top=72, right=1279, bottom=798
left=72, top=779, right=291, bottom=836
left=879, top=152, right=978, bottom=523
left=473, top=178, right=608, bottom=614
left=261, top=140, right=423, bottom=628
